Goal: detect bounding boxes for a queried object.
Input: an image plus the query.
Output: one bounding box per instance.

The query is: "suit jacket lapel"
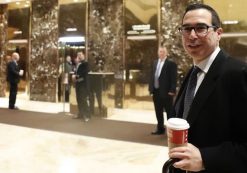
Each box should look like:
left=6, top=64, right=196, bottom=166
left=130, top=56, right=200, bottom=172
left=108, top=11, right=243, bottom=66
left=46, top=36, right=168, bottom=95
left=153, top=60, right=158, bottom=76
left=187, top=51, right=227, bottom=125
left=160, top=60, right=168, bottom=77
left=174, top=67, right=193, bottom=118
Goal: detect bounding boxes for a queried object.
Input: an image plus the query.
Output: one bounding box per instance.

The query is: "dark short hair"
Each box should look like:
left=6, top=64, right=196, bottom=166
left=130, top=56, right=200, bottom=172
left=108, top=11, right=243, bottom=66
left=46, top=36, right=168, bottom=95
left=182, top=3, right=221, bottom=28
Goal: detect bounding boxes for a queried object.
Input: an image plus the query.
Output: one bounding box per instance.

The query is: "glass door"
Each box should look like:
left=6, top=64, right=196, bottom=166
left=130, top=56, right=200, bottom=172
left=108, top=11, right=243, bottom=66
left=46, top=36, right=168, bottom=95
left=58, top=0, right=87, bottom=114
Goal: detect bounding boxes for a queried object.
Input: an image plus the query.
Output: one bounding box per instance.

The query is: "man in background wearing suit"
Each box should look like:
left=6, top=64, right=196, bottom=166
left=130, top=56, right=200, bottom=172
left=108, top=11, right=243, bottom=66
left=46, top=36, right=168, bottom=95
left=169, top=3, right=247, bottom=173
left=149, top=46, right=177, bottom=135
left=7, top=52, right=23, bottom=110
left=72, top=52, right=90, bottom=122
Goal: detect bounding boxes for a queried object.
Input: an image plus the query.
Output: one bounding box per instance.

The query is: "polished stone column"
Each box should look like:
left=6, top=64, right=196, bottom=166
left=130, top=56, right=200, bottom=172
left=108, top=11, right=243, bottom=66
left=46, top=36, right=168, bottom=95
left=0, top=4, right=8, bottom=97
left=88, top=0, right=124, bottom=108
left=160, top=0, right=202, bottom=86
left=30, top=0, right=59, bottom=102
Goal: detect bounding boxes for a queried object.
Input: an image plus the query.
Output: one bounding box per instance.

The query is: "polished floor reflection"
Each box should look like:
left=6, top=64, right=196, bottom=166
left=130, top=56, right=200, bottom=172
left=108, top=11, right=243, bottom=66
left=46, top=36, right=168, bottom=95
left=0, top=95, right=169, bottom=173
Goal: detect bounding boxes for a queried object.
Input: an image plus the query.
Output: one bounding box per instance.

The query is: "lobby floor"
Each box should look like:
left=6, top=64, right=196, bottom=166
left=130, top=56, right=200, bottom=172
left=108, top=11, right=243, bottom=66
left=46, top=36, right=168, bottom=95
left=0, top=95, right=169, bottom=173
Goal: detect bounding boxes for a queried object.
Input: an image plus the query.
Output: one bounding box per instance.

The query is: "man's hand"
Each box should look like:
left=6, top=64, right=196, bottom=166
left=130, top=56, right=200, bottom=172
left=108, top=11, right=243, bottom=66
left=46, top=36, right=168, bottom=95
left=19, top=70, right=24, bottom=76
left=168, top=92, right=175, bottom=96
left=168, top=143, right=205, bottom=172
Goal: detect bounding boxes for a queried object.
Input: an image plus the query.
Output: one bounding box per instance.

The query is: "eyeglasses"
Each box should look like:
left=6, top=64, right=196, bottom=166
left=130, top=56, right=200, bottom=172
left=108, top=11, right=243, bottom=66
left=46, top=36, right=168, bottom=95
left=178, top=24, right=218, bottom=37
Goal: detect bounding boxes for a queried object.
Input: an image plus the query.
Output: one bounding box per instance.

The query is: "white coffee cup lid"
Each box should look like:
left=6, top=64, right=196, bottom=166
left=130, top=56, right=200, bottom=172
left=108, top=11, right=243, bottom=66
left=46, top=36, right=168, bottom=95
left=166, top=118, right=190, bottom=130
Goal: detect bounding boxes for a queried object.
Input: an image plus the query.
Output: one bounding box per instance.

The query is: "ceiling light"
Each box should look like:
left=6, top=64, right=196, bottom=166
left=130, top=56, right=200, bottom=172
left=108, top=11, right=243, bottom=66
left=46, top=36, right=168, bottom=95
left=9, top=39, right=28, bottom=44
left=222, top=20, right=239, bottom=25
left=58, top=36, right=85, bottom=43
left=127, top=35, right=157, bottom=40
left=132, top=24, right=151, bottom=31
left=13, top=30, right=22, bottom=34
left=66, top=28, right=77, bottom=32
left=221, top=32, right=247, bottom=38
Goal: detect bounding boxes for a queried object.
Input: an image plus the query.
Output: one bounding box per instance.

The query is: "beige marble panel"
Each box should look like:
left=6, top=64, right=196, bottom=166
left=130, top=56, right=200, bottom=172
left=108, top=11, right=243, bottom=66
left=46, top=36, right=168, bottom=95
left=0, top=98, right=169, bottom=173
left=0, top=123, right=168, bottom=173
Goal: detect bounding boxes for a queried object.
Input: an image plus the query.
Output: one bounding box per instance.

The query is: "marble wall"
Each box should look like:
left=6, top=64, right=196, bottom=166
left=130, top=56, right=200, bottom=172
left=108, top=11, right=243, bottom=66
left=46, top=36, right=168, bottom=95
left=87, top=0, right=203, bottom=107
left=88, top=0, right=124, bottom=108
left=0, top=4, right=8, bottom=97
left=29, top=0, right=59, bottom=102
left=0, top=0, right=203, bottom=104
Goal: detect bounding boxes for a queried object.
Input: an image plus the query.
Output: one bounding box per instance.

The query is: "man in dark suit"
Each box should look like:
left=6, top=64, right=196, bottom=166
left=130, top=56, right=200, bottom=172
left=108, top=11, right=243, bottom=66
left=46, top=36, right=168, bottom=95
left=72, top=52, right=90, bottom=122
left=149, top=46, right=177, bottom=135
left=168, top=4, right=247, bottom=173
left=7, top=52, right=23, bottom=110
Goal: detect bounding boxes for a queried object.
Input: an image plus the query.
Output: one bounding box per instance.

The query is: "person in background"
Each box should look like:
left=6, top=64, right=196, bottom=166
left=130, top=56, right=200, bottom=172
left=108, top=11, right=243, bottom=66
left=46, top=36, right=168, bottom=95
left=72, top=52, right=90, bottom=122
left=5, top=55, right=11, bottom=63
left=149, top=46, right=177, bottom=135
left=169, top=3, right=247, bottom=172
left=64, top=55, right=73, bottom=102
left=7, top=52, right=24, bottom=110
left=58, top=57, right=63, bottom=102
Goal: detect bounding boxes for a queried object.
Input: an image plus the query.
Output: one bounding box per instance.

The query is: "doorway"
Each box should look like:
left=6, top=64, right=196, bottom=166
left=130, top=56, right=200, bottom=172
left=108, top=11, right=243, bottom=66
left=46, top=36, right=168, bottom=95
left=6, top=43, right=29, bottom=95
left=7, top=3, right=30, bottom=97
left=124, top=0, right=160, bottom=109
left=124, top=39, right=158, bottom=109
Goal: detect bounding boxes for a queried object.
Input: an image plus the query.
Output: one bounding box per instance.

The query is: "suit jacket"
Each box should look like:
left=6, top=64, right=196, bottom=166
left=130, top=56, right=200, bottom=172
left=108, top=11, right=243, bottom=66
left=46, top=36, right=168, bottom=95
left=76, top=60, right=89, bottom=88
left=65, top=61, right=73, bottom=73
left=7, top=60, right=20, bottom=84
left=149, top=58, right=177, bottom=98
left=172, top=50, right=247, bottom=173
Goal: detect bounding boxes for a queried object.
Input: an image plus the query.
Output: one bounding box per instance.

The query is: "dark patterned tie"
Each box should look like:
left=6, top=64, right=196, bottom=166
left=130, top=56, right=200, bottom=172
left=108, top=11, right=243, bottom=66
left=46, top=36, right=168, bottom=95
left=183, top=66, right=201, bottom=119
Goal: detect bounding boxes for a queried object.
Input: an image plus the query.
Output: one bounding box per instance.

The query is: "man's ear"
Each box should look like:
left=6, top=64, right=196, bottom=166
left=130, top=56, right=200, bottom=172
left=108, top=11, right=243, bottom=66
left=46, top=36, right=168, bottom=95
left=216, top=27, right=223, bottom=41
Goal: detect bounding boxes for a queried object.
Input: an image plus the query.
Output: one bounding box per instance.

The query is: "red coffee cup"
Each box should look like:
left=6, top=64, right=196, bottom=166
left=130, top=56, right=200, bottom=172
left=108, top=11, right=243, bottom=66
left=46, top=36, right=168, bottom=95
left=165, top=118, right=190, bottom=150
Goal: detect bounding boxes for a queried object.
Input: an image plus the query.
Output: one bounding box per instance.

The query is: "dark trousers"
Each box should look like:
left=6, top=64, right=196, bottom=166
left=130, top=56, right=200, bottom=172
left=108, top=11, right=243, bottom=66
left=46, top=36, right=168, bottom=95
left=57, top=76, right=62, bottom=102
left=89, top=88, right=102, bottom=114
left=75, top=82, right=90, bottom=118
left=9, top=82, right=18, bottom=109
left=65, top=84, right=71, bottom=102
left=153, top=89, right=173, bottom=131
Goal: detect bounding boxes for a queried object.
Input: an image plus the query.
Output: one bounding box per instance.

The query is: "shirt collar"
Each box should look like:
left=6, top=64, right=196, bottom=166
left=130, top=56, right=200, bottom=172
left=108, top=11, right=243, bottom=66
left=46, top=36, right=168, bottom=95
left=195, top=46, right=220, bottom=73
left=159, top=56, right=167, bottom=63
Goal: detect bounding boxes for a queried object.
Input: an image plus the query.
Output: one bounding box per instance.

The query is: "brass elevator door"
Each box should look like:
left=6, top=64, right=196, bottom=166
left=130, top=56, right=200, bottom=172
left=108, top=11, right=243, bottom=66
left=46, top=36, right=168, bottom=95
left=124, top=0, right=159, bottom=109
left=124, top=39, right=158, bottom=109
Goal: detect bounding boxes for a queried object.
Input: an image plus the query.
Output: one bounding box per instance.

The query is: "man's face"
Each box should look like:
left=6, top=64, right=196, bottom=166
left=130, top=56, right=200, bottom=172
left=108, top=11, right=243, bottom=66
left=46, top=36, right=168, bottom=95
left=66, top=56, right=71, bottom=62
left=74, top=57, right=79, bottom=64
left=77, top=52, right=84, bottom=61
left=158, top=48, right=167, bottom=60
left=181, top=9, right=222, bottom=63
left=13, top=53, right=20, bottom=61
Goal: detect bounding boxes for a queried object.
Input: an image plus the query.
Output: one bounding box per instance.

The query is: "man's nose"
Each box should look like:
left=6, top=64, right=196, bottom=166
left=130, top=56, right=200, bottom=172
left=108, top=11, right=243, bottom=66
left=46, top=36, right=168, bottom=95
left=189, top=28, right=198, bottom=38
